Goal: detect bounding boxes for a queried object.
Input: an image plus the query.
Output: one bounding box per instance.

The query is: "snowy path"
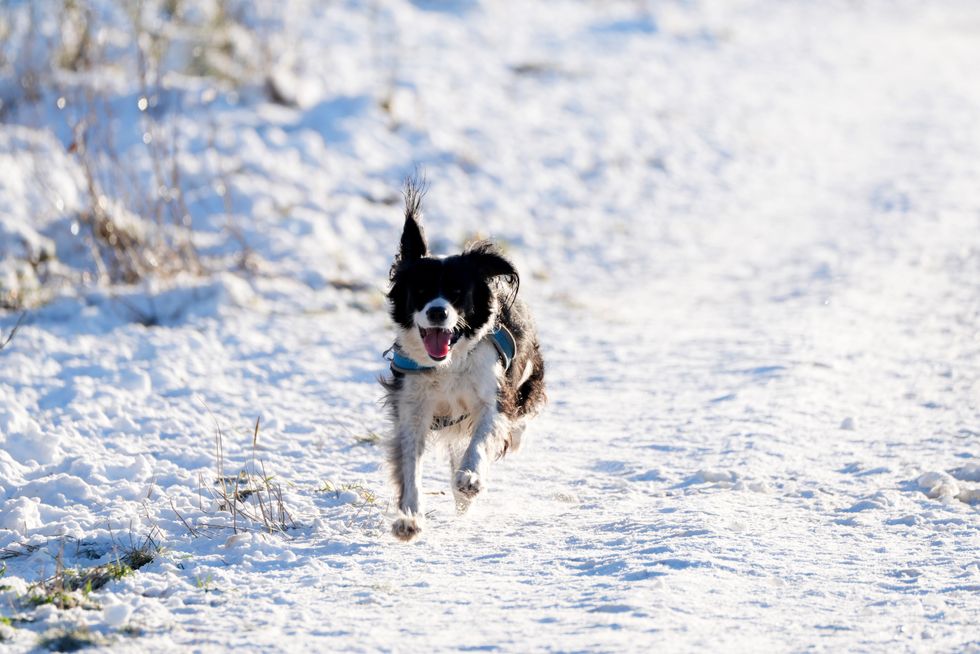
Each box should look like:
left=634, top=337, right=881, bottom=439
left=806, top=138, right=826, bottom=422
left=2, top=0, right=979, bottom=651
left=138, top=247, right=978, bottom=652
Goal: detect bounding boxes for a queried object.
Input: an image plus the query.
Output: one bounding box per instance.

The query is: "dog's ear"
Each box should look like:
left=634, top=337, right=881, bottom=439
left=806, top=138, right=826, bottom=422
left=465, top=241, right=519, bottom=288
left=399, top=215, right=428, bottom=262
left=399, top=176, right=429, bottom=261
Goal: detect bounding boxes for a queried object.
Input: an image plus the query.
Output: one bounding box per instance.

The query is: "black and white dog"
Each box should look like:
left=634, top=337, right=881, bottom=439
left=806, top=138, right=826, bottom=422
left=382, top=179, right=546, bottom=541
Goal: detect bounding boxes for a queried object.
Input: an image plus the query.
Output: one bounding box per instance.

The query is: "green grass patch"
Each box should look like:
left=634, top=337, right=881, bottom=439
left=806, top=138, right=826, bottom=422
left=20, top=534, right=158, bottom=612
left=194, top=572, right=215, bottom=593
left=55, top=549, right=156, bottom=594
left=26, top=589, right=95, bottom=611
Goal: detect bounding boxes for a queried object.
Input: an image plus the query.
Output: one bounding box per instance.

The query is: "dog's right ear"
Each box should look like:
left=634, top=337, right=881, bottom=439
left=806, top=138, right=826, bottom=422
left=398, top=176, right=429, bottom=261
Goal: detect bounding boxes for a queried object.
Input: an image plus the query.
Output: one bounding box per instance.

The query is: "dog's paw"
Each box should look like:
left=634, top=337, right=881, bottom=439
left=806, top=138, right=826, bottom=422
left=453, top=494, right=473, bottom=515
left=392, top=515, right=422, bottom=542
left=454, top=469, right=484, bottom=499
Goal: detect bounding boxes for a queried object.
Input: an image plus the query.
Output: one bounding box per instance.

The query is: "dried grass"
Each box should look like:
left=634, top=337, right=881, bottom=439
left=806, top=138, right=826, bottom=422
left=175, top=411, right=297, bottom=538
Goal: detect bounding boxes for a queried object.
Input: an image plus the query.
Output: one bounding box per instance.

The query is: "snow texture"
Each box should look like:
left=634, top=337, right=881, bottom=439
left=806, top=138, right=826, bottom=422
left=1, top=0, right=979, bottom=651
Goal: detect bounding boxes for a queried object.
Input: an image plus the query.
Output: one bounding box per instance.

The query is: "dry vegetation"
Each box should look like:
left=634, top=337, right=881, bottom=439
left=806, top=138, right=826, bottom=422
left=170, top=415, right=298, bottom=538
left=0, top=0, right=291, bottom=311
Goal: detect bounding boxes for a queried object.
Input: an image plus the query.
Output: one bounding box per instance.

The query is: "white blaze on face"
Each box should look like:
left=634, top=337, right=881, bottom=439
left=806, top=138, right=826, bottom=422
left=415, top=297, right=459, bottom=360
left=416, top=297, right=457, bottom=329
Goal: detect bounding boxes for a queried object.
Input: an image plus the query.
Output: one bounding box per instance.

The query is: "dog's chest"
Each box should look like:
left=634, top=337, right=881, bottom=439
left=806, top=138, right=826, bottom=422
left=405, top=341, right=500, bottom=418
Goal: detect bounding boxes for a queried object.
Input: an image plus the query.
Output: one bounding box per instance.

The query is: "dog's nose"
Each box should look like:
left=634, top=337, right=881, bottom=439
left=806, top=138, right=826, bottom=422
left=426, top=306, right=449, bottom=324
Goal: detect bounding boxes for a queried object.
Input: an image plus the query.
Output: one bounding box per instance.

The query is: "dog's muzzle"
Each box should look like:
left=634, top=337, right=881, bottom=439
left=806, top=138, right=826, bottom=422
left=418, top=326, right=460, bottom=361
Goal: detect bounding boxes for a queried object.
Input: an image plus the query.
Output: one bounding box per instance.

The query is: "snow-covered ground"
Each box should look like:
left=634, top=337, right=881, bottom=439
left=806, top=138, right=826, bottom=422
left=2, top=0, right=979, bottom=651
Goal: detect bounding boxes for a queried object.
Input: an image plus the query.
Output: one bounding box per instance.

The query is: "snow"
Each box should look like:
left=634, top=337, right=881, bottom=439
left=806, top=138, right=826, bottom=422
left=102, top=602, right=132, bottom=628
left=1, top=0, right=979, bottom=651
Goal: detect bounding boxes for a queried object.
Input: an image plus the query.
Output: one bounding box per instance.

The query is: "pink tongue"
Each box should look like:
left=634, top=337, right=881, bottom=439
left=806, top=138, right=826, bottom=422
left=423, top=329, right=451, bottom=359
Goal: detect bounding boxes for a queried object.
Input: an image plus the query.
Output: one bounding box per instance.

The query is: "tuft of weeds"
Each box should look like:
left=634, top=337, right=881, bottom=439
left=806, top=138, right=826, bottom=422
left=22, top=530, right=159, bottom=611
left=352, top=431, right=381, bottom=447
left=328, top=278, right=374, bottom=293
left=123, top=547, right=155, bottom=573
left=0, top=0, right=291, bottom=308
left=54, top=560, right=127, bottom=595
left=118, top=624, right=143, bottom=638
left=38, top=626, right=107, bottom=652
left=23, top=544, right=98, bottom=611
left=179, top=412, right=297, bottom=538
left=193, top=572, right=215, bottom=593
left=63, top=89, right=203, bottom=287
left=26, top=590, right=91, bottom=611
left=61, top=528, right=158, bottom=594
left=316, top=481, right=378, bottom=505
left=0, top=615, right=12, bottom=642
left=334, top=421, right=384, bottom=448
left=315, top=480, right=382, bottom=529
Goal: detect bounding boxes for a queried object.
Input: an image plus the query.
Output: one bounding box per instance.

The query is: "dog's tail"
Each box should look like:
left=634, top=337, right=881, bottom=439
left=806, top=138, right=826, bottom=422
left=515, top=346, right=546, bottom=420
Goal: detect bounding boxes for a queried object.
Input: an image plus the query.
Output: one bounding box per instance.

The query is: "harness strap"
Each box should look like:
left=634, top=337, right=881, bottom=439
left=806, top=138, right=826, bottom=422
left=489, top=325, right=516, bottom=371
left=389, top=350, right=432, bottom=374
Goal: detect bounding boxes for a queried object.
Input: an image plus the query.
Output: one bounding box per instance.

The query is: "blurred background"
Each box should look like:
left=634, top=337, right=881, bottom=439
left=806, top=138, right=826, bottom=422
left=3, top=0, right=978, bottom=319
left=4, top=0, right=641, bottom=313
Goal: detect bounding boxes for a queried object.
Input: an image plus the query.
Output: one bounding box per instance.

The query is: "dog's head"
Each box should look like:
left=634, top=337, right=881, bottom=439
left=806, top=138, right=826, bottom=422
left=387, top=185, right=518, bottom=366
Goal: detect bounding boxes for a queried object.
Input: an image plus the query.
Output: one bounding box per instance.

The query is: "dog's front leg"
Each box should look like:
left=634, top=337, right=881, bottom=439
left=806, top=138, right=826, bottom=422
left=454, top=404, right=508, bottom=501
left=390, top=408, right=430, bottom=541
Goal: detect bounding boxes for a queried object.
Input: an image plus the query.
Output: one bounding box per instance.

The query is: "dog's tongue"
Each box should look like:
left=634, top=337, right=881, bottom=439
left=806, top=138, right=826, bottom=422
left=423, top=329, right=452, bottom=359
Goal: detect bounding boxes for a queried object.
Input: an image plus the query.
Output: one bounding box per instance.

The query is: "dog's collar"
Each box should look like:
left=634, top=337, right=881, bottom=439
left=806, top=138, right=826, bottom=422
left=386, top=325, right=516, bottom=375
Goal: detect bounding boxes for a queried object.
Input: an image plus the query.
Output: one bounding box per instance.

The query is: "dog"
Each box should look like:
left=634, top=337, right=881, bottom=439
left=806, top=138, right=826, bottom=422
left=381, top=179, right=546, bottom=541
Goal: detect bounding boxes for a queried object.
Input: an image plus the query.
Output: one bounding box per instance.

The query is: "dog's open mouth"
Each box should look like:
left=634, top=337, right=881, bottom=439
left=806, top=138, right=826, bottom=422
left=419, top=327, right=459, bottom=361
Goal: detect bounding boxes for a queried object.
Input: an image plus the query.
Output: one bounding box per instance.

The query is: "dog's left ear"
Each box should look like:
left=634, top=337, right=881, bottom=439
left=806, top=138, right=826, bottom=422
left=399, top=177, right=429, bottom=261
left=474, top=251, right=517, bottom=283
left=466, top=242, right=519, bottom=288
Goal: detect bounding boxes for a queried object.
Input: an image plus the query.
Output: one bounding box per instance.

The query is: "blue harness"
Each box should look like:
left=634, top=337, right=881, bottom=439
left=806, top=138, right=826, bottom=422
left=384, top=326, right=517, bottom=430
left=387, top=325, right=516, bottom=375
